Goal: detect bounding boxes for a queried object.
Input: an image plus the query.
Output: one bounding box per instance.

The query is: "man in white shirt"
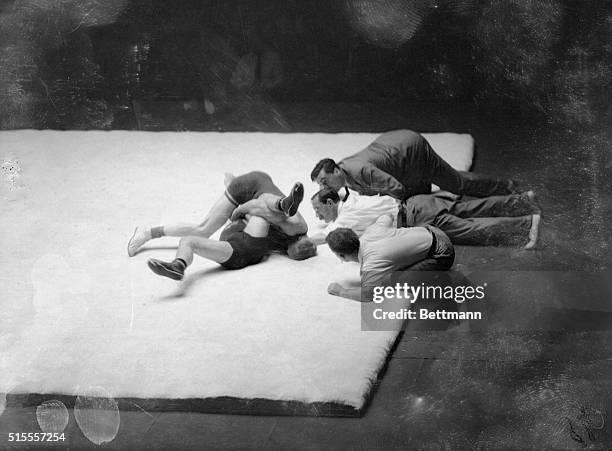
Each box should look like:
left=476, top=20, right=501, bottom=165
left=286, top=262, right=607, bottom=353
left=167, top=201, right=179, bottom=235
left=309, top=187, right=399, bottom=244
left=325, top=216, right=455, bottom=302
left=310, top=187, right=541, bottom=249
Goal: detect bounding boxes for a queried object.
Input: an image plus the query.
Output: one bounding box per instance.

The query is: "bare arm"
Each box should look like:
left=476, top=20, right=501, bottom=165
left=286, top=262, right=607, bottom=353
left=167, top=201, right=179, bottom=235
left=230, top=193, right=307, bottom=236
left=230, top=196, right=286, bottom=223
left=327, top=282, right=363, bottom=302
left=310, top=232, right=327, bottom=246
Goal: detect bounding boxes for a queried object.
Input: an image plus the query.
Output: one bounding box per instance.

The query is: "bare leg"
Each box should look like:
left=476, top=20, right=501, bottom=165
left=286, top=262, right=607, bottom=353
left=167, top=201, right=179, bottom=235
left=230, top=194, right=308, bottom=236
left=147, top=216, right=271, bottom=280
left=176, top=216, right=269, bottom=265
left=164, top=194, right=235, bottom=238
left=128, top=194, right=235, bottom=256
left=176, top=236, right=234, bottom=266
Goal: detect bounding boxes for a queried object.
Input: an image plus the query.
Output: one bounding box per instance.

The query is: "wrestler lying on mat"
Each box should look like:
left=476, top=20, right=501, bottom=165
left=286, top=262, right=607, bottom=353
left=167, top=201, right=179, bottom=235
left=127, top=171, right=317, bottom=280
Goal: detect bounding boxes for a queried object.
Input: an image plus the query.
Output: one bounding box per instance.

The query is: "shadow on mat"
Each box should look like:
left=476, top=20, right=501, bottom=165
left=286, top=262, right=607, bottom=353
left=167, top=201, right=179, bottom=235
left=132, top=245, right=179, bottom=256
left=158, top=267, right=227, bottom=299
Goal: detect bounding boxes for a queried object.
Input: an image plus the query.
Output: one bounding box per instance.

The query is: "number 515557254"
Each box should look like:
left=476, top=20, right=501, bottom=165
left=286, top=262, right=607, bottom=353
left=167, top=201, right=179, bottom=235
left=7, top=432, right=66, bottom=442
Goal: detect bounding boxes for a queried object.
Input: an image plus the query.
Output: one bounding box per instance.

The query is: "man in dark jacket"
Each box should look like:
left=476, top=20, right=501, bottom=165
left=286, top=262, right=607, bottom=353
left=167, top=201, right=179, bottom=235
left=310, top=129, right=517, bottom=201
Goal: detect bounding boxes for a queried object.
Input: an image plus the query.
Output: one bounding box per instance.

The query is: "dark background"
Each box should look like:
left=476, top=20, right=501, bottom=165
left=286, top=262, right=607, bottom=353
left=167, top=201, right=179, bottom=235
left=1, top=0, right=611, bottom=134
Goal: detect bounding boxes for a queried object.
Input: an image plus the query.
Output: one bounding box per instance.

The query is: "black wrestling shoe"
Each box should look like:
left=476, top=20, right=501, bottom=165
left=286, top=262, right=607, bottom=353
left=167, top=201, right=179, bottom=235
left=280, top=182, right=304, bottom=217
left=147, top=258, right=184, bottom=281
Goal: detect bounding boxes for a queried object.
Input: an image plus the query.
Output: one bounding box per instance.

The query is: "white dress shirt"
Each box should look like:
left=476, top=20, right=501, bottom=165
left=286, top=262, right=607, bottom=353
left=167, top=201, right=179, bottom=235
left=322, top=188, right=400, bottom=236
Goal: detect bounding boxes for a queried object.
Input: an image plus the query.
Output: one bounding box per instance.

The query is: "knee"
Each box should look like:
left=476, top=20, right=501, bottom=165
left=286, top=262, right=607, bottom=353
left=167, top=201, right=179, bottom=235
left=179, top=236, right=196, bottom=248
left=193, top=226, right=210, bottom=237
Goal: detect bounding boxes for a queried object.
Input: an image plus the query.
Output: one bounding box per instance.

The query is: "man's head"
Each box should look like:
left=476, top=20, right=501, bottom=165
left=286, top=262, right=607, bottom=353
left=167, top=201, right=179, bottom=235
left=310, top=158, right=346, bottom=191
left=325, top=228, right=360, bottom=262
left=287, top=235, right=317, bottom=261
left=311, top=188, right=340, bottom=223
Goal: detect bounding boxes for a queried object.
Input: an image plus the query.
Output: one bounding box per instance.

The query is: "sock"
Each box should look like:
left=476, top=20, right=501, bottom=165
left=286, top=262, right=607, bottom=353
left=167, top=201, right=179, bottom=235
left=151, top=226, right=164, bottom=239
left=173, top=258, right=187, bottom=270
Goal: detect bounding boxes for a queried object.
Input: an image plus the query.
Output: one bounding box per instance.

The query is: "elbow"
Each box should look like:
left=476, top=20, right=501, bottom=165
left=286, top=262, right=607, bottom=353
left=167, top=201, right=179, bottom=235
left=294, top=221, right=308, bottom=235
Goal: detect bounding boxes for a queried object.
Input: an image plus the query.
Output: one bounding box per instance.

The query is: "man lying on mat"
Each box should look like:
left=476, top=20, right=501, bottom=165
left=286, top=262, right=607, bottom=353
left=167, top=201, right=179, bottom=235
left=127, top=171, right=306, bottom=256
left=310, top=129, right=517, bottom=201
left=325, top=216, right=455, bottom=303
left=126, top=171, right=316, bottom=280
left=147, top=214, right=316, bottom=280
left=310, top=187, right=541, bottom=249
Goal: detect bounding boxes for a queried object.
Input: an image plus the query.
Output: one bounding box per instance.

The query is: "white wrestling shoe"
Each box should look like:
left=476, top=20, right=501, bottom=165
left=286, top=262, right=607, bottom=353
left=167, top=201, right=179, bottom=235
left=524, top=214, right=541, bottom=250
left=127, top=227, right=151, bottom=257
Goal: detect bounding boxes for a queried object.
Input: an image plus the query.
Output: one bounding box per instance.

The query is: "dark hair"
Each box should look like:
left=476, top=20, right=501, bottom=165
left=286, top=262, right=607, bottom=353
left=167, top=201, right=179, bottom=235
left=325, top=228, right=360, bottom=255
left=287, top=236, right=317, bottom=260
left=311, top=188, right=340, bottom=204
left=310, top=158, right=338, bottom=181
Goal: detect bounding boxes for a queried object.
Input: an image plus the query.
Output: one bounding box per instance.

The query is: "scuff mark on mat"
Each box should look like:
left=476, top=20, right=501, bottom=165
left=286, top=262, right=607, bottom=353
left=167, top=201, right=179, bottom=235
left=1, top=158, right=27, bottom=199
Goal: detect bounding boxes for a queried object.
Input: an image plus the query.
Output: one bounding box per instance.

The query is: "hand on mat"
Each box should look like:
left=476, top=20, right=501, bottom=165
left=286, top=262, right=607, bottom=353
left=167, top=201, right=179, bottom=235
left=327, top=282, right=344, bottom=297
left=230, top=195, right=286, bottom=224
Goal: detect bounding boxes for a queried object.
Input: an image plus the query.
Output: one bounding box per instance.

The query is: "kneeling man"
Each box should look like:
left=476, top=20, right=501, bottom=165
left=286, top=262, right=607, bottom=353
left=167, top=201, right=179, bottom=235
left=325, top=215, right=454, bottom=302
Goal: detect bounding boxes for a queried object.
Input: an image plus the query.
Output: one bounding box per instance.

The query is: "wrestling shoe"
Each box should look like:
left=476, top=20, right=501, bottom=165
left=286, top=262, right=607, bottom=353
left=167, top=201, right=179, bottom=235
left=279, top=182, right=304, bottom=217
left=147, top=258, right=185, bottom=281
left=127, top=227, right=151, bottom=257
left=524, top=213, right=541, bottom=250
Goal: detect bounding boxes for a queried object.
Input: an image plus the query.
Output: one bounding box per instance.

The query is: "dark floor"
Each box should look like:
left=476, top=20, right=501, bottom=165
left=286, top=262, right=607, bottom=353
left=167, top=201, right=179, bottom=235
left=2, top=101, right=611, bottom=450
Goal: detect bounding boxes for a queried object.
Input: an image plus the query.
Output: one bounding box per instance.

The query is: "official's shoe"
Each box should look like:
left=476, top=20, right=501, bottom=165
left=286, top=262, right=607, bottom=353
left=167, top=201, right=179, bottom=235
left=127, top=227, right=150, bottom=257
left=280, top=182, right=304, bottom=217
left=147, top=258, right=184, bottom=280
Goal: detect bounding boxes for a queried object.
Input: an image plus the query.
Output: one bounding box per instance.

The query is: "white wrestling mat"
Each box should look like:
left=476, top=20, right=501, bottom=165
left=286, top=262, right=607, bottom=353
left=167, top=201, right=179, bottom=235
left=0, top=130, right=473, bottom=416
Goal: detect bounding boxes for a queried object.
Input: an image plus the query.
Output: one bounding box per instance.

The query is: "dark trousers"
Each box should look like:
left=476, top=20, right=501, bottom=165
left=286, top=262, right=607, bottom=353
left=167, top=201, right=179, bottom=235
left=406, top=193, right=536, bottom=246
left=405, top=135, right=513, bottom=198
left=408, top=226, right=455, bottom=271
left=386, top=226, right=455, bottom=293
